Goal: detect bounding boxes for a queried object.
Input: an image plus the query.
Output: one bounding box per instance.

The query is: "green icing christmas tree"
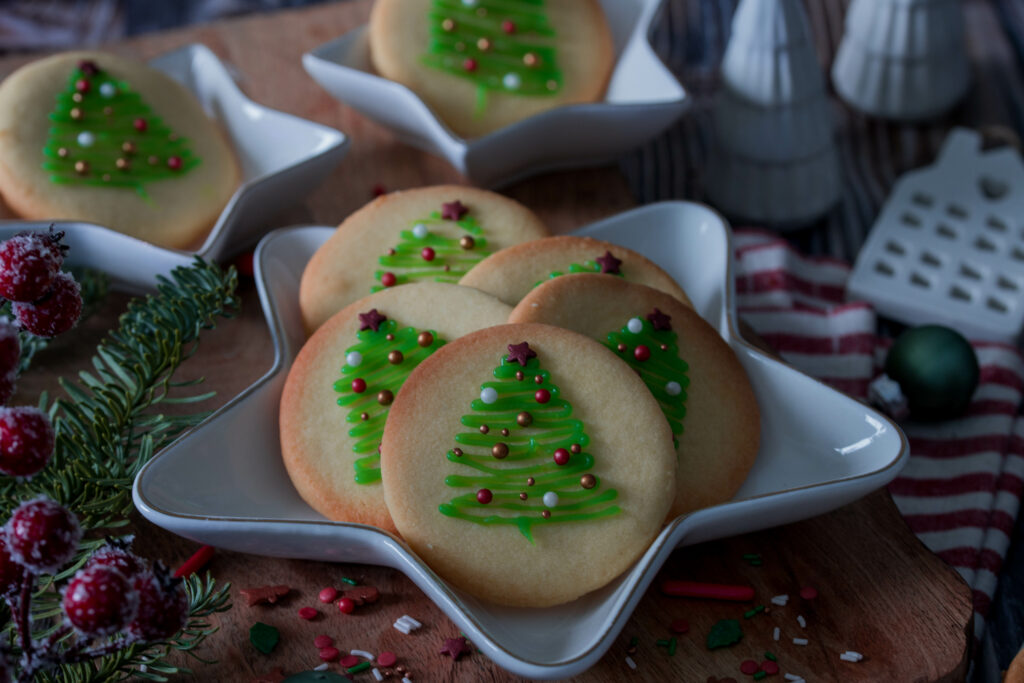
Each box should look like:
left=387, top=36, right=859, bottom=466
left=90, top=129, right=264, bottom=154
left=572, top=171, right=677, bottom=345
left=373, top=200, right=491, bottom=292
left=42, top=59, right=199, bottom=196
left=439, top=341, right=620, bottom=543
left=604, top=309, right=689, bottom=446
left=423, top=0, right=563, bottom=112
left=334, top=309, right=446, bottom=484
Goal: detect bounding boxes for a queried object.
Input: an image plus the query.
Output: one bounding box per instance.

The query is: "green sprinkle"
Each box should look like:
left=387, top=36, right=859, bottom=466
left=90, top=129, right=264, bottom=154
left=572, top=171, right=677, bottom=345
left=668, top=638, right=677, bottom=656
left=744, top=605, right=766, bottom=619
left=706, top=619, right=743, bottom=650
left=249, top=622, right=280, bottom=654
left=346, top=662, right=372, bottom=674
left=742, top=553, right=761, bottom=560
left=765, top=651, right=777, bottom=661
left=629, top=636, right=638, bottom=647
left=754, top=671, right=767, bottom=680
left=655, top=639, right=669, bottom=647
left=750, top=559, right=763, bottom=566
left=341, top=577, right=358, bottom=585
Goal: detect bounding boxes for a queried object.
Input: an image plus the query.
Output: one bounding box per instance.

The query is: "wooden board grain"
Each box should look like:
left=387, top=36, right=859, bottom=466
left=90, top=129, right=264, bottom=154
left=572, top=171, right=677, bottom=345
left=0, top=1, right=973, bottom=681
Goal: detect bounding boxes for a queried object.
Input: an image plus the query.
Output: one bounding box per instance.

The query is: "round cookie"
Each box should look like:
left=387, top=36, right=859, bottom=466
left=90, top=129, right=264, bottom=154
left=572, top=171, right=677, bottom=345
left=508, top=274, right=760, bottom=517
left=381, top=323, right=676, bottom=606
left=369, top=0, right=614, bottom=139
left=299, top=185, right=549, bottom=333
left=280, top=282, right=512, bottom=534
left=459, top=235, right=692, bottom=307
left=0, top=52, right=238, bottom=249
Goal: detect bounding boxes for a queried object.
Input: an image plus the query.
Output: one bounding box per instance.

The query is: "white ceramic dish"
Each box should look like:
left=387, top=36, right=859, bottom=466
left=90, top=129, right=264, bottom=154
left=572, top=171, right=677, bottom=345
left=301, top=0, right=687, bottom=187
left=2, top=43, right=349, bottom=263
left=132, top=201, right=907, bottom=679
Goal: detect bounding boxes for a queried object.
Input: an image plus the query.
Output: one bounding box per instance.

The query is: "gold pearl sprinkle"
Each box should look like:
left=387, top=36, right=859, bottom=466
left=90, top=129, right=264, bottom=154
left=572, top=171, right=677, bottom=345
left=417, top=331, right=434, bottom=347
left=74, top=160, right=89, bottom=175
left=388, top=350, right=404, bottom=365
left=386, top=333, right=395, bottom=341
left=547, top=79, right=558, bottom=91
left=360, top=412, right=369, bottom=421
left=477, top=37, right=492, bottom=51
left=122, top=140, right=136, bottom=154
left=70, top=107, right=83, bottom=121
left=377, top=390, right=394, bottom=406
left=479, top=424, right=489, bottom=434
left=103, top=106, right=113, bottom=116
left=460, top=235, right=475, bottom=250
left=519, top=492, right=528, bottom=500
left=541, top=510, right=551, bottom=519
left=523, top=52, right=539, bottom=67
left=101, top=173, right=111, bottom=182
left=442, top=18, right=455, bottom=31
left=476, top=7, right=487, bottom=16
left=453, top=447, right=463, bottom=457
left=115, top=157, right=130, bottom=170
left=570, top=443, right=581, bottom=454
left=516, top=412, right=532, bottom=427
left=527, top=476, right=535, bottom=486
left=72, top=93, right=83, bottom=103
left=501, top=428, right=510, bottom=437
left=515, top=371, right=524, bottom=381
left=57, top=147, right=69, bottom=159
left=580, top=474, right=596, bottom=489
left=492, top=443, right=509, bottom=459
left=148, top=155, right=159, bottom=165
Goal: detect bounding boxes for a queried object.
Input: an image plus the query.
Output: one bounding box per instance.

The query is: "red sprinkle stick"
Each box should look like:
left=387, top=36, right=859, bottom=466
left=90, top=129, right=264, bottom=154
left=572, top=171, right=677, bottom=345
left=173, top=545, right=215, bottom=578
left=660, top=580, right=755, bottom=602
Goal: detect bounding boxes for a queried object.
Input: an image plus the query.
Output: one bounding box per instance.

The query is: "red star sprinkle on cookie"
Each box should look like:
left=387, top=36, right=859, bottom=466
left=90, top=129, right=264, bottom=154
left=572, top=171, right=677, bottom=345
left=441, top=200, right=468, bottom=220
left=440, top=636, right=472, bottom=660
left=647, top=307, right=672, bottom=331
left=506, top=341, right=537, bottom=367
left=595, top=250, right=622, bottom=274
left=358, top=309, right=388, bottom=332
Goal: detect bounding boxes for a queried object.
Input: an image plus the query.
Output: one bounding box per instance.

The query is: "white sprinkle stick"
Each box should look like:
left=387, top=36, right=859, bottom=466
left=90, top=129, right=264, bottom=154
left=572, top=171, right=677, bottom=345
left=314, top=663, right=329, bottom=671
left=350, top=649, right=374, bottom=661
left=771, top=594, right=789, bottom=606
left=398, top=615, right=422, bottom=629
left=773, top=627, right=780, bottom=641
left=393, top=621, right=411, bottom=634
left=625, top=656, right=637, bottom=670
left=793, top=637, right=809, bottom=646
left=840, top=650, right=864, bottom=662
left=402, top=678, right=413, bottom=683
left=797, top=614, right=807, bottom=628
left=372, top=668, right=384, bottom=682
left=784, top=675, right=802, bottom=681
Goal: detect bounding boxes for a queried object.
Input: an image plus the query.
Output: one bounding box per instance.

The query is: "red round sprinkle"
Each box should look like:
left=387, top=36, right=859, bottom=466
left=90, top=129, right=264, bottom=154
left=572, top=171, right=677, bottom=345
left=319, top=646, right=340, bottom=662
left=501, top=19, right=516, bottom=34
left=75, top=79, right=91, bottom=93
left=535, top=388, right=551, bottom=404
left=476, top=488, right=493, bottom=504
left=133, top=118, right=148, bottom=132
left=340, top=654, right=360, bottom=668
left=553, top=448, right=570, bottom=466
left=761, top=660, right=779, bottom=675
left=740, top=660, right=759, bottom=675
left=670, top=619, right=689, bottom=634
left=314, top=635, right=334, bottom=649
left=167, top=155, right=183, bottom=171
left=337, top=597, right=356, bottom=614
left=380, top=272, right=397, bottom=287
left=319, top=586, right=338, bottom=603
left=298, top=606, right=318, bottom=620
left=377, top=651, right=397, bottom=667
left=634, top=345, right=651, bottom=361
left=463, top=58, right=478, bottom=71
left=421, top=247, right=436, bottom=261
left=351, top=378, right=367, bottom=393
left=800, top=586, right=818, bottom=600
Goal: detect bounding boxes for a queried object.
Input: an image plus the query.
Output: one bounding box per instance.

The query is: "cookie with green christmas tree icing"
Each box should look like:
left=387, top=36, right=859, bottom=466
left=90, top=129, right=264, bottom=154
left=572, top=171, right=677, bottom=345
left=459, top=235, right=692, bottom=307
left=0, top=52, right=238, bottom=249
left=280, top=282, right=512, bottom=533
left=380, top=323, right=675, bottom=606
left=299, top=185, right=549, bottom=333
left=369, top=0, right=614, bottom=138
left=509, top=274, right=760, bottom=517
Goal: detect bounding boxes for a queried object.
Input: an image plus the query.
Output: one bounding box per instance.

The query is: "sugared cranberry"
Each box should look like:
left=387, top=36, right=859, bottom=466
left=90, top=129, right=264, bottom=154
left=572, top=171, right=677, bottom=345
left=86, top=540, right=146, bottom=580
left=0, top=233, right=64, bottom=303
left=0, top=406, right=54, bottom=478
left=0, top=532, right=26, bottom=595
left=63, top=564, right=138, bottom=636
left=13, top=272, right=82, bottom=338
left=5, top=497, right=81, bottom=573
left=128, top=564, right=188, bottom=641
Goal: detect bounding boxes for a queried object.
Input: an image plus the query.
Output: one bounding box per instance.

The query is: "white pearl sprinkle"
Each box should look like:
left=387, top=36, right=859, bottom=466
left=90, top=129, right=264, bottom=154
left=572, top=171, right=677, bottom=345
left=627, top=318, right=643, bottom=334
left=346, top=351, right=363, bottom=368
left=412, top=223, right=429, bottom=239
left=665, top=381, right=682, bottom=396
left=99, top=82, right=117, bottom=98
left=76, top=131, right=95, bottom=147
left=480, top=387, right=498, bottom=404
left=543, top=491, right=559, bottom=507
left=503, top=72, right=522, bottom=90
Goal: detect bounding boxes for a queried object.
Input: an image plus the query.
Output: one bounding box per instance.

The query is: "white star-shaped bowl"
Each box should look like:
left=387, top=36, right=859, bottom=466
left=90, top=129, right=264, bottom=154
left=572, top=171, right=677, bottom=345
left=132, top=200, right=907, bottom=680
left=3, top=43, right=349, bottom=263
left=301, top=0, right=688, bottom=187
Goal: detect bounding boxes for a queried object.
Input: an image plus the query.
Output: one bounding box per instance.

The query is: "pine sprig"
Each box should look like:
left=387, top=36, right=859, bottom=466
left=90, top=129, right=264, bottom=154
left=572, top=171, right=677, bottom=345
left=0, top=258, right=239, bottom=529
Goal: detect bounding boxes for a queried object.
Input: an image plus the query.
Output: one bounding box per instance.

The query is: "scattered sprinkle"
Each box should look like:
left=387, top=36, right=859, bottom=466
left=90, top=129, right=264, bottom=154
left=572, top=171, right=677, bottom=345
left=670, top=619, right=689, bottom=634
left=377, top=651, right=397, bottom=667
left=765, top=651, right=777, bottom=662
left=313, top=663, right=329, bottom=671
left=753, top=671, right=767, bottom=681
left=402, top=678, right=413, bottom=683
left=347, top=661, right=372, bottom=674
left=743, top=605, right=765, bottom=619
left=742, top=553, right=760, bottom=560
left=784, top=675, right=802, bottom=681
left=656, top=638, right=670, bottom=646
left=341, top=577, right=359, bottom=586
left=319, top=647, right=340, bottom=662
left=792, top=638, right=808, bottom=646
left=668, top=637, right=677, bottom=656
left=707, top=619, right=744, bottom=650
left=298, top=606, right=318, bottom=620
left=740, top=660, right=759, bottom=675
left=761, top=660, right=780, bottom=675
left=372, top=669, right=384, bottom=682
left=314, top=635, right=333, bottom=649
left=797, top=615, right=806, bottom=628
left=319, top=587, right=338, bottom=603
left=799, top=586, right=818, bottom=600
left=394, top=621, right=411, bottom=634
left=351, top=649, right=374, bottom=661
left=625, top=656, right=637, bottom=670
left=340, top=655, right=360, bottom=668
left=401, top=615, right=422, bottom=629
left=770, top=594, right=789, bottom=606
left=840, top=651, right=864, bottom=662
left=773, top=627, right=780, bottom=641
left=249, top=622, right=280, bottom=654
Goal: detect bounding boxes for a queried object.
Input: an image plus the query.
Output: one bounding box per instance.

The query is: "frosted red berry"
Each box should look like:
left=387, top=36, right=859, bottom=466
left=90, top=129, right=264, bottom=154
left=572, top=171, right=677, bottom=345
left=0, top=531, right=26, bottom=595
left=86, top=541, right=145, bottom=580
left=0, top=406, right=55, bottom=478
left=128, top=566, right=189, bottom=641
left=337, top=597, right=355, bottom=614
left=13, top=272, right=82, bottom=338
left=5, top=497, right=81, bottom=573
left=0, top=233, right=64, bottom=303
left=63, top=564, right=138, bottom=636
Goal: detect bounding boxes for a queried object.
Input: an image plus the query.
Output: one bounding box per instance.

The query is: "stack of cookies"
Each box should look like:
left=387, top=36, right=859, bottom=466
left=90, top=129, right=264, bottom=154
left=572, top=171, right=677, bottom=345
left=281, top=185, right=761, bottom=607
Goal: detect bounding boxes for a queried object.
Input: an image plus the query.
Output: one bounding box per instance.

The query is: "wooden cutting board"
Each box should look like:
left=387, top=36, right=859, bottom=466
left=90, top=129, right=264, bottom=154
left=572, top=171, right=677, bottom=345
left=0, top=1, right=973, bottom=681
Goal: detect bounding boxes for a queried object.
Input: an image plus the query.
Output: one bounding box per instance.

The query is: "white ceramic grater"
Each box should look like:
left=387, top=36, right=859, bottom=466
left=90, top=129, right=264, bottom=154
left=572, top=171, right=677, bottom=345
left=848, top=128, right=1024, bottom=342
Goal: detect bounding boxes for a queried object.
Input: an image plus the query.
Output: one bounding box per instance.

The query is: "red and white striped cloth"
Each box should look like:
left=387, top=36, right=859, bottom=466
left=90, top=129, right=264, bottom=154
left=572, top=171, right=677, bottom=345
left=733, top=229, right=1024, bottom=643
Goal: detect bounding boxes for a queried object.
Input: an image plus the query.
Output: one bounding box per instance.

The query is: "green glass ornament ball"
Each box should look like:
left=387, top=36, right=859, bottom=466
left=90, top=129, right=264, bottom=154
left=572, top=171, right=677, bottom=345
left=884, top=325, right=979, bottom=421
